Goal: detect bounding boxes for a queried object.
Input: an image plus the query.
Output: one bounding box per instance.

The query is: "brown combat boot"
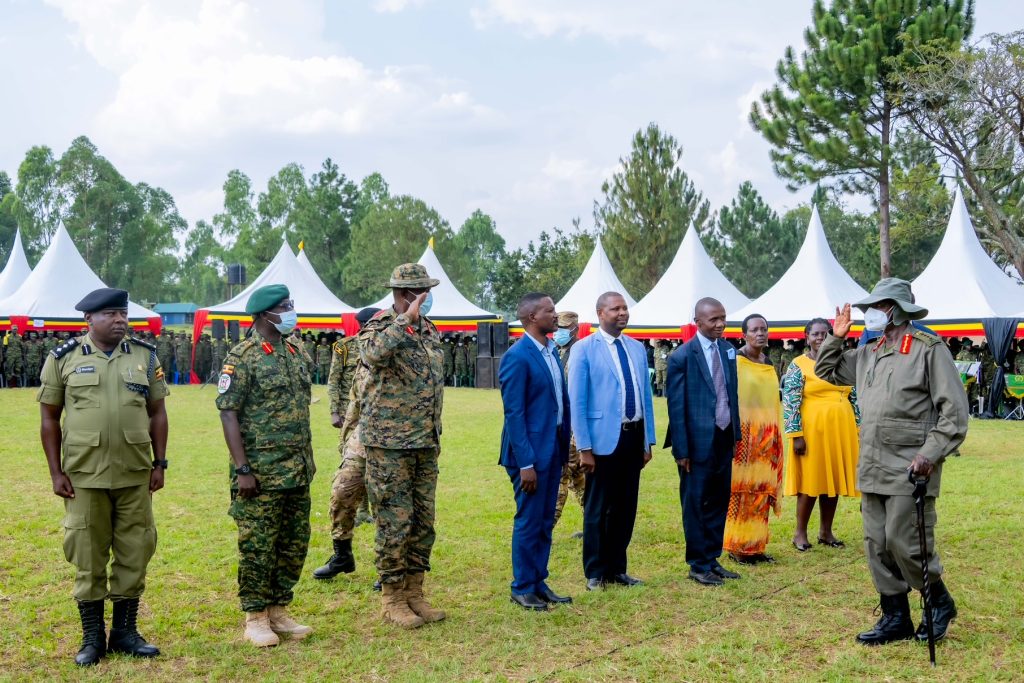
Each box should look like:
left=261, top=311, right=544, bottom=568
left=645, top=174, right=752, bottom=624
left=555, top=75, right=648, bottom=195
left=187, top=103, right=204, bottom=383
left=381, top=582, right=424, bottom=629
left=244, top=610, right=280, bottom=647
left=267, top=605, right=313, bottom=639
left=405, top=572, right=446, bottom=623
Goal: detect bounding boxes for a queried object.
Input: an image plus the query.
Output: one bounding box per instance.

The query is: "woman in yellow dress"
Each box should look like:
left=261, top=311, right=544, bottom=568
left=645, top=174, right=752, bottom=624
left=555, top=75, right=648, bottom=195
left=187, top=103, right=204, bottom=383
left=782, top=318, right=860, bottom=551
left=723, top=314, right=784, bottom=564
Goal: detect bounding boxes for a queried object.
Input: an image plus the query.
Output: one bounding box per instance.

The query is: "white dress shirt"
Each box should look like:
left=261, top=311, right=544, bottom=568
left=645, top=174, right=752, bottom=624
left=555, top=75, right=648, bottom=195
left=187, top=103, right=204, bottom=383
left=597, top=327, right=644, bottom=423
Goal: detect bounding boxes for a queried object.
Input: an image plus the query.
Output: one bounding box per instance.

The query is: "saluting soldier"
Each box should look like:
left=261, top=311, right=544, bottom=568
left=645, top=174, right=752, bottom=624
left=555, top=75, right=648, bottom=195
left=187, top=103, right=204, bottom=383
left=313, top=307, right=381, bottom=581
left=216, top=284, right=315, bottom=648
left=360, top=263, right=446, bottom=629
left=37, top=288, right=169, bottom=667
left=816, top=279, right=968, bottom=646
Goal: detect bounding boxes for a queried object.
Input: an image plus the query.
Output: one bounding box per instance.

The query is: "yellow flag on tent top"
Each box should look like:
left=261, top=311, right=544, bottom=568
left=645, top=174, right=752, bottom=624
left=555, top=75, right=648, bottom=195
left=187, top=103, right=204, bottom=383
left=298, top=240, right=305, bottom=251
left=428, top=236, right=435, bottom=249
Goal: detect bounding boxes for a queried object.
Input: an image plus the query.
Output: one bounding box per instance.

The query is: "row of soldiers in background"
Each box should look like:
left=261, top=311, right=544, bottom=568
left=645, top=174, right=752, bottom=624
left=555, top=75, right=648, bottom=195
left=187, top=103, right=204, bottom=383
left=1, top=326, right=73, bottom=387
left=441, top=334, right=477, bottom=387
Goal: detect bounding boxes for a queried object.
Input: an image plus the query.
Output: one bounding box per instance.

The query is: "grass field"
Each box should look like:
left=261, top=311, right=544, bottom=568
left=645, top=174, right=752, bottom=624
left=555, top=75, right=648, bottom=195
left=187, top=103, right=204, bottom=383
left=1, top=385, right=1022, bottom=682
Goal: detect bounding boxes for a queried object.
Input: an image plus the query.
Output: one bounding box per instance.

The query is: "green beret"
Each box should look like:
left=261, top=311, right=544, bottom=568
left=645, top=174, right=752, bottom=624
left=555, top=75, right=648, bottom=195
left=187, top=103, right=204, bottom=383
left=246, top=284, right=290, bottom=314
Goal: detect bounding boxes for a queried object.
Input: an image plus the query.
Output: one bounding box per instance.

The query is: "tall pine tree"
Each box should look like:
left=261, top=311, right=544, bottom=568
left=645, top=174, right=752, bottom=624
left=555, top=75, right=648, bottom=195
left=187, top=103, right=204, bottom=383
left=750, top=0, right=973, bottom=278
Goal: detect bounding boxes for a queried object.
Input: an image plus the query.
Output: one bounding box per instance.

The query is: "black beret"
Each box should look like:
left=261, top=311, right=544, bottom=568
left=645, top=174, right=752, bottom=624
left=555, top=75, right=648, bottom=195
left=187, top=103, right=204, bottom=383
left=76, top=288, right=129, bottom=313
left=356, top=307, right=381, bottom=324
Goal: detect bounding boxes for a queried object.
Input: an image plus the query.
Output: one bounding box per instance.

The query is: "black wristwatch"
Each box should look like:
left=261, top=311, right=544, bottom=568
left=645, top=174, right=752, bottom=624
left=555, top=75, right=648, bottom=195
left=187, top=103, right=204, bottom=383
left=152, top=459, right=169, bottom=470
left=235, top=463, right=253, bottom=476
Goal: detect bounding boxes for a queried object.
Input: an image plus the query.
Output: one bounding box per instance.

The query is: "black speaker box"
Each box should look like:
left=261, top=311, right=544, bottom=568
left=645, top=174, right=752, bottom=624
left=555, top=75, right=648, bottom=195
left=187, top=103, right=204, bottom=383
left=491, top=322, right=509, bottom=357
left=212, top=319, right=225, bottom=340
left=476, top=322, right=493, bottom=357
left=228, top=320, right=240, bottom=343
left=475, top=356, right=497, bottom=389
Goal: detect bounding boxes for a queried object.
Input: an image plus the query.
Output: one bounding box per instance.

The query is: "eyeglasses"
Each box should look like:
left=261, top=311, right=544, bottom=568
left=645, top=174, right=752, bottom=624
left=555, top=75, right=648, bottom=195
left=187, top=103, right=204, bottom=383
left=274, top=300, right=296, bottom=312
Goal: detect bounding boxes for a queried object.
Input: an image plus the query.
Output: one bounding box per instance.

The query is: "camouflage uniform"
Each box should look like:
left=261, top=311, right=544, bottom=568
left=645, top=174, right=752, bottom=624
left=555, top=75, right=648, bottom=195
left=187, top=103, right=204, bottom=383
left=326, top=335, right=369, bottom=540
left=173, top=335, right=190, bottom=384
left=359, top=307, right=444, bottom=585
left=553, top=335, right=585, bottom=527
left=156, top=332, right=174, bottom=380
left=653, top=340, right=669, bottom=396
left=442, top=337, right=455, bottom=386
left=197, top=335, right=212, bottom=380
left=216, top=330, right=315, bottom=612
left=6, top=330, right=25, bottom=386
left=316, top=341, right=331, bottom=385
left=24, top=334, right=42, bottom=386
left=467, top=337, right=477, bottom=385
left=453, top=339, right=469, bottom=387
left=303, top=335, right=317, bottom=375
left=211, top=337, right=228, bottom=381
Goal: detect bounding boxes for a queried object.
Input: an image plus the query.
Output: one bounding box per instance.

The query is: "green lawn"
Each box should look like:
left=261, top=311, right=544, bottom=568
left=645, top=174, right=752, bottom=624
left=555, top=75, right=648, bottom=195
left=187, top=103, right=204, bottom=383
left=1, top=386, right=1021, bottom=682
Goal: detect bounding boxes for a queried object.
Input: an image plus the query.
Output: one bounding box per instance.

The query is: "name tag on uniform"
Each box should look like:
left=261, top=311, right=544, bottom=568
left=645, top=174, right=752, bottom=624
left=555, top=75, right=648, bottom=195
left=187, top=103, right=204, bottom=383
left=726, top=347, right=735, bottom=360
left=75, top=366, right=96, bottom=374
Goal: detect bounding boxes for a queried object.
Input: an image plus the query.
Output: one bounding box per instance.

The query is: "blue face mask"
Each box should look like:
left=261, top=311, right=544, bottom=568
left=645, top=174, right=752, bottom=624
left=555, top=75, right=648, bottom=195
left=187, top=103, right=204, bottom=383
left=553, top=328, right=571, bottom=347
left=270, top=310, right=298, bottom=334
left=419, top=292, right=433, bottom=318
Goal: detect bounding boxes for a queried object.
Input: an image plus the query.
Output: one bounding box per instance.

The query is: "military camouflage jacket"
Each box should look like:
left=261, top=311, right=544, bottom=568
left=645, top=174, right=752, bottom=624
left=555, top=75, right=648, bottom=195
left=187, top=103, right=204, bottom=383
left=815, top=330, right=969, bottom=497
left=215, top=330, right=315, bottom=490
left=358, top=307, right=444, bottom=449
left=327, top=336, right=360, bottom=416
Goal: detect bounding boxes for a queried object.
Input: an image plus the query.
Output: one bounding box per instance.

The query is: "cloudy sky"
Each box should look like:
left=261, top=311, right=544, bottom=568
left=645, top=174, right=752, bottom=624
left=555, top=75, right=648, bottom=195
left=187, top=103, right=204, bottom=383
left=2, top=0, right=1021, bottom=248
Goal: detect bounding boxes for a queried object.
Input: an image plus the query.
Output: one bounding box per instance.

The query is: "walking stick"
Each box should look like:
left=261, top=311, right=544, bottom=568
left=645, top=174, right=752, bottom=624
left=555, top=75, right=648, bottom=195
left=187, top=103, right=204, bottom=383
left=909, top=469, right=936, bottom=666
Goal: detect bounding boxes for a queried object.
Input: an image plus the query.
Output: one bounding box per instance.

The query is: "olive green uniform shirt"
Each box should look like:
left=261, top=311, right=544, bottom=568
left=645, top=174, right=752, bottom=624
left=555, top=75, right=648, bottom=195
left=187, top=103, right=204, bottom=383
left=37, top=334, right=169, bottom=489
left=215, top=331, right=315, bottom=490
left=358, top=308, right=444, bottom=449
left=815, top=330, right=969, bottom=497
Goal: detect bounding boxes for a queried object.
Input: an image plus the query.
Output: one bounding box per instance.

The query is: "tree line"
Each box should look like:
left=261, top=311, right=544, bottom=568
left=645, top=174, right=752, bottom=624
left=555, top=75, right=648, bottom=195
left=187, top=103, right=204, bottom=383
left=1, top=2, right=1021, bottom=317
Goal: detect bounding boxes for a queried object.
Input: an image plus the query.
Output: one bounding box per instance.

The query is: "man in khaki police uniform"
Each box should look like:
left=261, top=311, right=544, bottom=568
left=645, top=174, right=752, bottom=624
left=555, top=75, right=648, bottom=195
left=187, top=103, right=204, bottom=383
left=816, top=278, right=968, bottom=646
left=38, top=288, right=169, bottom=667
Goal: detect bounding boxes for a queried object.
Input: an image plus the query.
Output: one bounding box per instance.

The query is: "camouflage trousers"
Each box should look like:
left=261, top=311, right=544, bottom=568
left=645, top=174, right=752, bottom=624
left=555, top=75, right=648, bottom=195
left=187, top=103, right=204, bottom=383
left=328, top=431, right=369, bottom=541
left=365, top=446, right=438, bottom=585
left=553, top=437, right=586, bottom=526
left=229, top=486, right=311, bottom=612
left=655, top=367, right=666, bottom=394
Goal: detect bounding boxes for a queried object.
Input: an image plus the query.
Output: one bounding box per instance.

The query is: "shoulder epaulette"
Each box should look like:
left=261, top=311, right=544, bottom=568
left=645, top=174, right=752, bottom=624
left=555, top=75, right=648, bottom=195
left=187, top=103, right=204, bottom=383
left=913, top=330, right=941, bottom=347
left=371, top=309, right=391, bottom=320
left=51, top=338, right=79, bottom=359
left=129, top=337, right=156, bottom=351
left=228, top=337, right=258, bottom=356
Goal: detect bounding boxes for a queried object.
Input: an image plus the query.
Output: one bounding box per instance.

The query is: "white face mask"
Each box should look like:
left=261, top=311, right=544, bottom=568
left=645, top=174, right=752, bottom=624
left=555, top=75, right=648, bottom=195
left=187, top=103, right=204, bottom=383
left=863, top=306, right=891, bottom=332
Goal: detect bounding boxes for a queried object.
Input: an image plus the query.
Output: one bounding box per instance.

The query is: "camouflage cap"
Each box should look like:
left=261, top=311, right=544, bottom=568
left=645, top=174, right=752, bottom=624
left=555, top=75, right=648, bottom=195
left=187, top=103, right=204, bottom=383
left=388, top=263, right=439, bottom=289
left=557, top=311, right=579, bottom=327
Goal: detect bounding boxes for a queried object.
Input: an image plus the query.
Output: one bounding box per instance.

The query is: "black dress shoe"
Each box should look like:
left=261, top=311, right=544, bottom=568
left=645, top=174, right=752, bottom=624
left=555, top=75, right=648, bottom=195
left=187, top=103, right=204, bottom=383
left=510, top=593, right=549, bottom=611
left=608, top=573, right=644, bottom=586
left=688, top=569, right=724, bottom=586
left=538, top=586, right=573, bottom=604
left=570, top=531, right=584, bottom=540
left=586, top=578, right=605, bottom=591
left=712, top=565, right=741, bottom=580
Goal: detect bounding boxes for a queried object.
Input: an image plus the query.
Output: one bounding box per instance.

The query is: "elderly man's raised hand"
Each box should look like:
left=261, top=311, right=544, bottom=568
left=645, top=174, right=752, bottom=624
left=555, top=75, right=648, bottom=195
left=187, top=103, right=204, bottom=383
left=833, top=303, right=853, bottom=338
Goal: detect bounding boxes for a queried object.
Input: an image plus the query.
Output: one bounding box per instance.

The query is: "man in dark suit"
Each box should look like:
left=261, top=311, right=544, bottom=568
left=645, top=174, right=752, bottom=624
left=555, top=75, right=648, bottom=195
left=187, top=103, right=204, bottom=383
left=498, top=293, right=573, bottom=610
left=568, top=292, right=657, bottom=591
left=665, top=297, right=742, bottom=586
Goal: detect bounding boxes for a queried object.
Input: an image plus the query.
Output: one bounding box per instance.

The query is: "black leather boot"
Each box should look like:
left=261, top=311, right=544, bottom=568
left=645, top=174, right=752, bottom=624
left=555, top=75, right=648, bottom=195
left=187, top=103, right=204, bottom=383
left=312, top=539, right=355, bottom=579
left=916, top=579, right=958, bottom=642
left=856, top=592, right=916, bottom=645
left=108, top=598, right=160, bottom=657
left=74, top=600, right=106, bottom=667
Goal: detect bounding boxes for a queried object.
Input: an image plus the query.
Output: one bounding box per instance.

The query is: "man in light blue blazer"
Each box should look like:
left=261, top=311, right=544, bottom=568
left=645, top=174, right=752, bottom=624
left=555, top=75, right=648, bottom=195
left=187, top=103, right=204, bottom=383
left=567, top=292, right=656, bottom=591
left=498, top=293, right=573, bottom=610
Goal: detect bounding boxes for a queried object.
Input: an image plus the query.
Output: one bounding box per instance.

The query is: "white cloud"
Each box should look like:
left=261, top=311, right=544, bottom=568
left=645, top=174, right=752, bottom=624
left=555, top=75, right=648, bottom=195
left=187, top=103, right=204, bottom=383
left=372, top=0, right=427, bottom=13
left=43, top=0, right=492, bottom=156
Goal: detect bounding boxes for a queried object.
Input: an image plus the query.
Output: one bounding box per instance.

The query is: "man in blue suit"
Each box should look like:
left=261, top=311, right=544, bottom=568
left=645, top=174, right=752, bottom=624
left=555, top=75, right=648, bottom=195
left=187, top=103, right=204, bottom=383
left=498, top=293, right=573, bottom=610
left=568, top=292, right=656, bottom=591
left=665, top=297, right=743, bottom=586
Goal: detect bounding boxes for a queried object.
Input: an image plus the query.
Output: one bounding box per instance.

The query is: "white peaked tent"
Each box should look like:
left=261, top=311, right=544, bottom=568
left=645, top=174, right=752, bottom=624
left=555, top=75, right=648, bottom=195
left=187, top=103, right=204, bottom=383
left=628, top=224, right=750, bottom=330
left=200, top=240, right=355, bottom=320
left=732, top=206, right=869, bottom=328
left=0, top=224, right=160, bottom=331
left=0, top=228, right=32, bottom=300
left=368, top=245, right=500, bottom=327
left=554, top=237, right=636, bottom=323
left=913, top=188, right=1024, bottom=319
left=296, top=248, right=316, bottom=277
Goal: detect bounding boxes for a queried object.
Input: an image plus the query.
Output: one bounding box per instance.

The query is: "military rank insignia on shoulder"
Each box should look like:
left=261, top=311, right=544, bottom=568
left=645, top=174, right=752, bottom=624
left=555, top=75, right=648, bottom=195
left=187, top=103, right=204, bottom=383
left=51, top=338, right=80, bottom=359
left=912, top=330, right=941, bottom=347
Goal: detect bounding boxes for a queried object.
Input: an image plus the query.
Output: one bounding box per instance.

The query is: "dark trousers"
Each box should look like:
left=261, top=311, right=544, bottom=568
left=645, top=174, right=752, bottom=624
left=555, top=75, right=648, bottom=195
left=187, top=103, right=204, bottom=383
left=507, top=462, right=562, bottom=595
left=679, top=427, right=733, bottom=573
left=582, top=423, right=645, bottom=580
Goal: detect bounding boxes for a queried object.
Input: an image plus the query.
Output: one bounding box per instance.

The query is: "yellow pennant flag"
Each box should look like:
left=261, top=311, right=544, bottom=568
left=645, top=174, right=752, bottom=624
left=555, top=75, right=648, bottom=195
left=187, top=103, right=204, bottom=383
left=298, top=240, right=305, bottom=251
left=428, top=236, right=435, bottom=249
